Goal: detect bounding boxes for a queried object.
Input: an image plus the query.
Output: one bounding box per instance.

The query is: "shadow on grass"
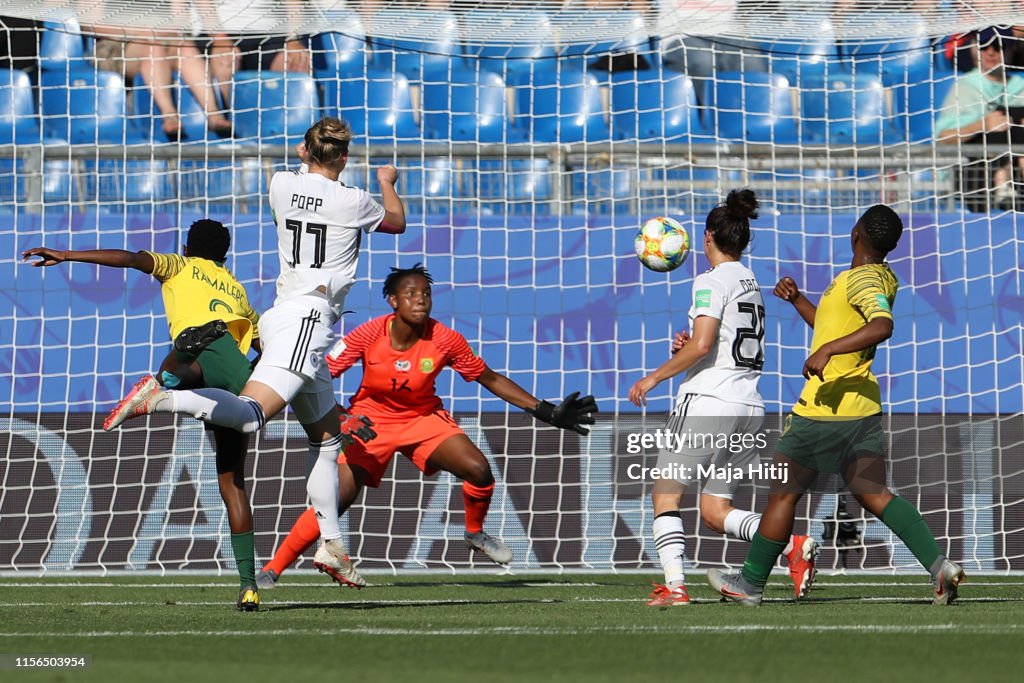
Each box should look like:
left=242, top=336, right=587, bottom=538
left=264, top=597, right=566, bottom=612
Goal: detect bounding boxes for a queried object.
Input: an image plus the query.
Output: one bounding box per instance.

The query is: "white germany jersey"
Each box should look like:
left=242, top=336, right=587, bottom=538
left=268, top=170, right=386, bottom=321
left=677, top=260, right=765, bottom=408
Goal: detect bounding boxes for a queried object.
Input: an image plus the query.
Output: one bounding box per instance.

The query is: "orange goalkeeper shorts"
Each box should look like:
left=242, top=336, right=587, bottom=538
left=336, top=409, right=464, bottom=487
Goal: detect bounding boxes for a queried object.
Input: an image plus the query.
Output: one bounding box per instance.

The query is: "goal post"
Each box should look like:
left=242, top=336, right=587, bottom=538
left=1, top=2, right=1023, bottom=574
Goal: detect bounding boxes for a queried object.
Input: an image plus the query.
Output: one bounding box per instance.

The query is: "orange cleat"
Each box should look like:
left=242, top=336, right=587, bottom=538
left=786, top=534, right=819, bottom=599
left=646, top=583, right=690, bottom=607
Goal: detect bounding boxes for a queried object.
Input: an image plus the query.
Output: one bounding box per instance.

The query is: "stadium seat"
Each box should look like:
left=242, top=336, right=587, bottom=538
left=40, top=69, right=147, bottom=144
left=132, top=73, right=227, bottom=142
left=761, top=37, right=844, bottom=84
left=897, top=73, right=957, bottom=142
left=320, top=67, right=420, bottom=143
left=800, top=74, right=903, bottom=145
left=85, top=160, right=173, bottom=209
left=311, top=11, right=369, bottom=75
left=611, top=69, right=708, bottom=142
left=403, top=157, right=454, bottom=214
left=422, top=68, right=521, bottom=142
left=232, top=71, right=319, bottom=145
left=839, top=15, right=934, bottom=86
left=0, top=69, right=41, bottom=144
left=708, top=72, right=799, bottom=144
left=369, top=9, right=463, bottom=81
left=512, top=68, right=610, bottom=143
left=464, top=10, right=557, bottom=77
left=39, top=19, right=92, bottom=71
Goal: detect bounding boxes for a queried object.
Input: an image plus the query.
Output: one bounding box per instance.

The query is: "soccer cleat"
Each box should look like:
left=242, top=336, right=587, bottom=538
left=255, top=569, right=278, bottom=590
left=646, top=583, right=690, bottom=607
left=707, top=569, right=763, bottom=607
left=236, top=585, right=260, bottom=612
left=174, top=319, right=228, bottom=355
left=932, top=559, right=966, bottom=606
left=465, top=530, right=513, bottom=565
left=786, top=534, right=820, bottom=599
left=103, top=375, right=163, bottom=431
left=313, top=539, right=366, bottom=589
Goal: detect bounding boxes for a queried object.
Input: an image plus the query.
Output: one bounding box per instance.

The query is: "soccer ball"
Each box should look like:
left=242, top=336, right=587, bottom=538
left=634, top=217, right=690, bottom=272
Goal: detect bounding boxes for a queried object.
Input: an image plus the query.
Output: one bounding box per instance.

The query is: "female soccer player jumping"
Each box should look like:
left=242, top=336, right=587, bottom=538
left=257, top=264, right=598, bottom=588
left=629, top=190, right=817, bottom=607
left=708, top=204, right=965, bottom=606
left=104, top=117, right=406, bottom=586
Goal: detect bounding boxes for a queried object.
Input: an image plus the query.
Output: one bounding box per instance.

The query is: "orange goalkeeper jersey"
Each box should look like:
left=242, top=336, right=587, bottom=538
left=327, top=314, right=486, bottom=423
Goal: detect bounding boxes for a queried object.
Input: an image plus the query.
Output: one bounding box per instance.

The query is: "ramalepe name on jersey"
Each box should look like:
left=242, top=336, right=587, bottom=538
left=291, top=194, right=323, bottom=212
left=191, top=266, right=244, bottom=302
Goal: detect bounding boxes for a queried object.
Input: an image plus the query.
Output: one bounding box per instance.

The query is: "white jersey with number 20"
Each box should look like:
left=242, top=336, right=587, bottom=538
left=677, top=260, right=765, bottom=408
left=268, top=170, right=386, bottom=322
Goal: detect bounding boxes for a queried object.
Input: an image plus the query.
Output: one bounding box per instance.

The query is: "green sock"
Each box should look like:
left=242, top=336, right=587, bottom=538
left=742, top=533, right=787, bottom=588
left=231, top=531, right=256, bottom=587
left=880, top=496, right=941, bottom=571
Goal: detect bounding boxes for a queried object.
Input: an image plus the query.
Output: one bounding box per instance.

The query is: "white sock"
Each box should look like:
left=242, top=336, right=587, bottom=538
left=724, top=508, right=761, bottom=542
left=161, top=389, right=265, bottom=433
left=307, top=433, right=345, bottom=541
left=653, top=511, right=686, bottom=586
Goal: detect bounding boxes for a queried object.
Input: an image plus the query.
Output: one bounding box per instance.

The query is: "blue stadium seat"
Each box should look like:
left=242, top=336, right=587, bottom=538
left=85, top=160, right=173, bottom=209
left=708, top=72, right=799, bottom=144
left=40, top=69, right=147, bottom=143
left=403, top=158, right=454, bottom=214
left=312, top=11, right=369, bottom=75
left=761, top=37, right=844, bottom=84
left=39, top=19, right=92, bottom=71
left=132, top=73, right=227, bottom=142
left=370, top=9, right=463, bottom=81
left=507, top=159, right=553, bottom=204
left=611, top=69, right=707, bottom=142
left=320, top=67, right=420, bottom=143
left=422, top=68, right=520, bottom=142
left=800, top=75, right=903, bottom=145
left=464, top=10, right=557, bottom=77
left=232, top=71, right=319, bottom=145
left=512, top=68, right=610, bottom=143
left=0, top=69, right=41, bottom=144
left=896, top=73, right=956, bottom=142
left=839, top=16, right=934, bottom=86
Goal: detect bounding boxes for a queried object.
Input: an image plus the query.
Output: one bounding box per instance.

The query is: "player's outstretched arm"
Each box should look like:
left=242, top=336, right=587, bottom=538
left=22, top=247, right=155, bottom=274
left=375, top=165, right=407, bottom=234
left=628, top=316, right=718, bottom=406
left=476, top=367, right=598, bottom=435
left=802, top=317, right=893, bottom=380
left=774, top=277, right=816, bottom=328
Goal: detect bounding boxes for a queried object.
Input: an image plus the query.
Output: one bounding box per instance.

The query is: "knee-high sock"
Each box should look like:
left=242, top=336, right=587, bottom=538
left=155, top=389, right=266, bottom=433
left=231, top=532, right=256, bottom=587
left=462, top=482, right=494, bottom=534
left=880, top=496, right=942, bottom=570
left=306, top=433, right=345, bottom=540
left=724, top=508, right=762, bottom=542
left=653, top=510, right=686, bottom=586
left=263, top=507, right=321, bottom=576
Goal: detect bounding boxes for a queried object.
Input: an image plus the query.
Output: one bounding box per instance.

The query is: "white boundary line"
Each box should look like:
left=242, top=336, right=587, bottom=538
left=0, top=580, right=1021, bottom=588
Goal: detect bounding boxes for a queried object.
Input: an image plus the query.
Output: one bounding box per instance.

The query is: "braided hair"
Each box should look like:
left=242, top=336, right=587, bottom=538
left=383, top=263, right=433, bottom=299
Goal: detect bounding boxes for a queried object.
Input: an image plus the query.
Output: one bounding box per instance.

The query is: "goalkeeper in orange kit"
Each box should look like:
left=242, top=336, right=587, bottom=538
left=258, top=264, right=598, bottom=588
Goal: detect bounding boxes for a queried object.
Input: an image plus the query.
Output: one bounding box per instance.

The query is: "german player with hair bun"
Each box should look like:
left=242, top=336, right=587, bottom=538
left=629, top=189, right=818, bottom=607
left=103, top=117, right=407, bottom=589
left=256, top=264, right=599, bottom=587
left=708, top=204, right=966, bottom=606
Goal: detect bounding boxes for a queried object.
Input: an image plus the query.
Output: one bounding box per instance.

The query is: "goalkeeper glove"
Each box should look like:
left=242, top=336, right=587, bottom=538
left=338, top=408, right=377, bottom=446
left=529, top=391, right=598, bottom=435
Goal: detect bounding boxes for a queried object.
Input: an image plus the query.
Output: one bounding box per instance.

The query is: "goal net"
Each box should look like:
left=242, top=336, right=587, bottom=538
left=2, top=1, right=1023, bottom=574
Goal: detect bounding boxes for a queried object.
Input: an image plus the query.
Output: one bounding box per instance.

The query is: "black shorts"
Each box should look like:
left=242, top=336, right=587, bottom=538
left=236, top=36, right=309, bottom=71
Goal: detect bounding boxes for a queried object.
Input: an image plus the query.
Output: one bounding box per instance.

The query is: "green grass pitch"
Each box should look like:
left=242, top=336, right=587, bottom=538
left=1, top=573, right=1021, bottom=682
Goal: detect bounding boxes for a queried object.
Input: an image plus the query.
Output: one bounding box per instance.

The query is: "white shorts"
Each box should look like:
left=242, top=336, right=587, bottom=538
left=655, top=394, right=765, bottom=499
left=249, top=295, right=337, bottom=425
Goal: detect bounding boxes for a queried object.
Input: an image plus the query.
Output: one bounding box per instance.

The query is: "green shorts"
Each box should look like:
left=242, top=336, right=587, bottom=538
left=775, top=413, right=884, bottom=474
left=182, top=334, right=252, bottom=395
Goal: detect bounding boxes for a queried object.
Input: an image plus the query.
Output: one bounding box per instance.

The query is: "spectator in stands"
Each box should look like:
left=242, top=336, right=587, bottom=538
left=0, top=16, right=41, bottom=84
left=235, top=35, right=311, bottom=74
left=936, top=26, right=1024, bottom=210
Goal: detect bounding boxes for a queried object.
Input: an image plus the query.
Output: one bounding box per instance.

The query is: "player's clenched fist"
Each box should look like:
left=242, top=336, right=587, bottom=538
left=774, top=276, right=800, bottom=303
left=377, top=165, right=399, bottom=186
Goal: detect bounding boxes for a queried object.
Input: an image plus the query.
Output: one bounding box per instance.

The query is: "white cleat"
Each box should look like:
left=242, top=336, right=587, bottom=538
left=932, top=559, right=966, bottom=606
left=103, top=375, right=163, bottom=431
left=312, top=539, right=366, bottom=589
left=255, top=569, right=278, bottom=590
left=465, top=530, right=513, bottom=565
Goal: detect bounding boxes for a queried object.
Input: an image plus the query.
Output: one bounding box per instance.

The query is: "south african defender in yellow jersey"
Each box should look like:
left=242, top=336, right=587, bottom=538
left=23, top=219, right=264, bottom=611
left=706, top=205, right=966, bottom=607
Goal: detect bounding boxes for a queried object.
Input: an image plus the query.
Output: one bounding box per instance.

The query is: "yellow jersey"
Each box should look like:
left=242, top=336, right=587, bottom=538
left=793, top=263, right=897, bottom=418
left=146, top=252, right=260, bottom=354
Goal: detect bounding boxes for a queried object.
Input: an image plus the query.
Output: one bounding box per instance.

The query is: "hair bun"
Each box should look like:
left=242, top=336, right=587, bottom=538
left=725, top=188, right=759, bottom=221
